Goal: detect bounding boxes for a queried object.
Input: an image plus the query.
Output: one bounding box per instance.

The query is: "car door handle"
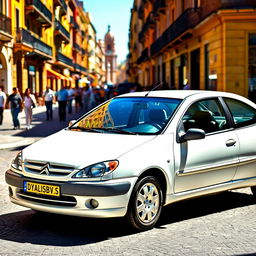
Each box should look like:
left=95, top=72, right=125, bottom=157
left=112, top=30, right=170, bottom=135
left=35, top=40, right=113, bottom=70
left=226, top=139, right=236, bottom=147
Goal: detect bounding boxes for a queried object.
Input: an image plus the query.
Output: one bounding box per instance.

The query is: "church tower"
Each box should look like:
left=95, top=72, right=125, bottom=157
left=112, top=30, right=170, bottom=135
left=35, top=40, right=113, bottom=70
left=104, top=25, right=117, bottom=84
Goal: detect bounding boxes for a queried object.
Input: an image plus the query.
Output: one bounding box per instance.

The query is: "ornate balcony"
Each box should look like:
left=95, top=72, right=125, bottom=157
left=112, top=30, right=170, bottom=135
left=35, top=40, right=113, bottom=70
left=53, top=0, right=67, bottom=15
left=54, top=19, right=70, bottom=43
left=15, top=28, right=52, bottom=59
left=0, top=13, right=12, bottom=42
left=137, top=48, right=149, bottom=64
left=70, top=16, right=79, bottom=31
left=25, top=0, right=52, bottom=27
left=56, top=51, right=73, bottom=68
left=73, top=42, right=82, bottom=53
left=74, top=63, right=87, bottom=74
left=220, top=0, right=256, bottom=8
left=153, top=0, right=167, bottom=17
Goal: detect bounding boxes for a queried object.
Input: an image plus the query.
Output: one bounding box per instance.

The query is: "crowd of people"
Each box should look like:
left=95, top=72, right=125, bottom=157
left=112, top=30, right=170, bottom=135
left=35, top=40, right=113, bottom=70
left=0, top=84, right=114, bottom=130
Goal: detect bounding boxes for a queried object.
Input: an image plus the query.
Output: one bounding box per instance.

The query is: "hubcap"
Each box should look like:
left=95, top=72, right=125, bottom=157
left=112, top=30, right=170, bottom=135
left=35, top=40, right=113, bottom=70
left=136, top=182, right=160, bottom=223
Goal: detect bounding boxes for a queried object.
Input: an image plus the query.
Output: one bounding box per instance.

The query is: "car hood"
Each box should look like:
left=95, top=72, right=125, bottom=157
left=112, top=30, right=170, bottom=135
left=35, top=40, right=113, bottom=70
left=22, top=129, right=156, bottom=169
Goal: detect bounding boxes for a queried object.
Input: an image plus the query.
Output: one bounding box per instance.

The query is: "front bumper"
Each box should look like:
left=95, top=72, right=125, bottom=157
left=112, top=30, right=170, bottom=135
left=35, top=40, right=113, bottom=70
left=5, top=169, right=137, bottom=218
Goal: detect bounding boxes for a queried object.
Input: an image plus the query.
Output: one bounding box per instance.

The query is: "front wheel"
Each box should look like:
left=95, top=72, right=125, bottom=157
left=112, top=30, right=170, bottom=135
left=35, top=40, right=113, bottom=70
left=126, top=176, right=163, bottom=231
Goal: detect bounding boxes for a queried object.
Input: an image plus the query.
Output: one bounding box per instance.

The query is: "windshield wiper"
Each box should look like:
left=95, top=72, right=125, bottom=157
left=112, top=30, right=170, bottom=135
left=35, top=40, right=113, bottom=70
left=69, top=127, right=101, bottom=133
left=95, top=127, right=137, bottom=135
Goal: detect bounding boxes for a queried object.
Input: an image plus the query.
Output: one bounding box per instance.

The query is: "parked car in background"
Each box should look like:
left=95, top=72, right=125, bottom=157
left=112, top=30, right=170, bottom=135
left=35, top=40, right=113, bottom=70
left=6, top=90, right=256, bottom=230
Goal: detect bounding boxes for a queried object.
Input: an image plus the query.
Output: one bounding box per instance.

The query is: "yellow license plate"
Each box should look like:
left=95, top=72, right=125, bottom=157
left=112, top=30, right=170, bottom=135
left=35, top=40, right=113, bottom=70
left=24, top=181, right=60, bottom=197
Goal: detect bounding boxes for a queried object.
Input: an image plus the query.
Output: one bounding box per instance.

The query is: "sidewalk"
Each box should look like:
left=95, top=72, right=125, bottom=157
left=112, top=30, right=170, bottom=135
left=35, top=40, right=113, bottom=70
left=0, top=104, right=84, bottom=150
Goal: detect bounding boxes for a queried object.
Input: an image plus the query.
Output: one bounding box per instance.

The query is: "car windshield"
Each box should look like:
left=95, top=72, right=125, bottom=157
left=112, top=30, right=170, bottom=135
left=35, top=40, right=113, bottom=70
left=70, top=97, right=181, bottom=135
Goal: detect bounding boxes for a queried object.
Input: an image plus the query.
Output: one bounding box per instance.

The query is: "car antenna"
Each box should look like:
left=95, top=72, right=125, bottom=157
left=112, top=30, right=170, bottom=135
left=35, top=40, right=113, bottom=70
left=145, top=82, right=164, bottom=97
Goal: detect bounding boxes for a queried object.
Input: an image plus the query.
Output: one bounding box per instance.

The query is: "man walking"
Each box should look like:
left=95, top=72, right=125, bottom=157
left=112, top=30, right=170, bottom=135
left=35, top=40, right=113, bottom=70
left=43, top=86, right=55, bottom=120
left=56, top=85, right=68, bottom=122
left=0, top=86, right=6, bottom=125
left=6, top=87, right=23, bottom=129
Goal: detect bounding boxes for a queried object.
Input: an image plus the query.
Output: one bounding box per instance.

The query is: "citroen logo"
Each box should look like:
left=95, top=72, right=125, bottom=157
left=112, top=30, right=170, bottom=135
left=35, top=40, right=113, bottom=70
left=40, top=164, right=50, bottom=175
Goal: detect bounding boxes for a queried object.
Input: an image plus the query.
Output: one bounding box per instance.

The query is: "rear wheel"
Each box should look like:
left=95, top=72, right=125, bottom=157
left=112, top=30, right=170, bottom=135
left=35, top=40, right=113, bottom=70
left=126, top=176, right=163, bottom=231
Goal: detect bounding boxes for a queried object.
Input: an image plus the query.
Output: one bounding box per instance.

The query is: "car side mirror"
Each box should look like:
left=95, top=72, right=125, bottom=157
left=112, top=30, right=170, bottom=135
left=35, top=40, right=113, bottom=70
left=179, top=128, right=205, bottom=143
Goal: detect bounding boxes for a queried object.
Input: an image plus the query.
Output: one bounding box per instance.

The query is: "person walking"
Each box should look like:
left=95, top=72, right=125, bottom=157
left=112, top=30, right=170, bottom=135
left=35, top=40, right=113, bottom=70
left=0, top=86, right=7, bottom=125
left=56, top=85, right=68, bottom=122
left=6, top=87, right=23, bottom=129
left=23, top=88, right=36, bottom=130
left=67, top=86, right=74, bottom=114
left=43, top=86, right=55, bottom=121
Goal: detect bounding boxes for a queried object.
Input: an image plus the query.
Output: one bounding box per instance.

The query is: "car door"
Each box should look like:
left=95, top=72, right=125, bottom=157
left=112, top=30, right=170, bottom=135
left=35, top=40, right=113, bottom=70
left=174, top=98, right=240, bottom=193
left=223, top=97, right=256, bottom=180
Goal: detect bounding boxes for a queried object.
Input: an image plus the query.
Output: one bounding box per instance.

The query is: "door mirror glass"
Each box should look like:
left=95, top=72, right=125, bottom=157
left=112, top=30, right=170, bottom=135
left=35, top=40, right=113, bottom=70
left=179, top=128, right=205, bottom=143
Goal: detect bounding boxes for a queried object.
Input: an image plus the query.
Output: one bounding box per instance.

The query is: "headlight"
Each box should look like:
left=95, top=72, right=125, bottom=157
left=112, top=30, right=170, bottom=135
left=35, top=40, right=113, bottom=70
left=11, top=152, right=22, bottom=171
left=73, top=160, right=119, bottom=178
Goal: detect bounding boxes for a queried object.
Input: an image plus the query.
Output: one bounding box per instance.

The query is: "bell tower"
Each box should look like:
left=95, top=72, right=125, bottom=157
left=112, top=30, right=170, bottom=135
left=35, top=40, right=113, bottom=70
left=104, top=25, right=117, bottom=84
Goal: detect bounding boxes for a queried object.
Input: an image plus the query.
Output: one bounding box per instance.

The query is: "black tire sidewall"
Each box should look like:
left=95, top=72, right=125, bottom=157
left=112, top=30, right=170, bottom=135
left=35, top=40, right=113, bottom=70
left=127, top=176, right=163, bottom=230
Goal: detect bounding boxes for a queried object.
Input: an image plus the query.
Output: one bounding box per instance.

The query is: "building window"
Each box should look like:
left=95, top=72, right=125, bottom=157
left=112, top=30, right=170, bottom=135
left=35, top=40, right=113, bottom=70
left=248, top=33, right=256, bottom=102
left=194, top=0, right=201, bottom=9
left=15, top=8, right=20, bottom=28
left=204, top=44, right=210, bottom=90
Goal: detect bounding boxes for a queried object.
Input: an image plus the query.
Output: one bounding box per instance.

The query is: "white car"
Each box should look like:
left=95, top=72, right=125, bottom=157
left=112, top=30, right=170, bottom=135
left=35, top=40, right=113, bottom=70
left=6, top=90, right=256, bottom=230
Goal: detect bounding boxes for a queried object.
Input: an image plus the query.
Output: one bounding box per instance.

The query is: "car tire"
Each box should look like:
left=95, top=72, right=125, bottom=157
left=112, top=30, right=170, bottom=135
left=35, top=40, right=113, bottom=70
left=126, top=176, right=163, bottom=231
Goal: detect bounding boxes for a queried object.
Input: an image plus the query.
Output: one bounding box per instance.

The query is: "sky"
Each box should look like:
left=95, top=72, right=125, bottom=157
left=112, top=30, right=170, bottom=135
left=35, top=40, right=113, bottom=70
left=83, top=0, right=134, bottom=64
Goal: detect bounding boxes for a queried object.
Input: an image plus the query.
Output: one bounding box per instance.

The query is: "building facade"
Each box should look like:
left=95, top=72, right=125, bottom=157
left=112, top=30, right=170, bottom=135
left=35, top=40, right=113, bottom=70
left=1, top=0, right=104, bottom=97
left=128, top=0, right=256, bottom=101
left=0, top=0, right=12, bottom=94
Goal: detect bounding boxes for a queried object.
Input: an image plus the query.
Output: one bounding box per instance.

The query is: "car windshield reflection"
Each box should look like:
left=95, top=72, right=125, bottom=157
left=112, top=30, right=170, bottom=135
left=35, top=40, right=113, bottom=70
left=69, top=97, right=182, bottom=135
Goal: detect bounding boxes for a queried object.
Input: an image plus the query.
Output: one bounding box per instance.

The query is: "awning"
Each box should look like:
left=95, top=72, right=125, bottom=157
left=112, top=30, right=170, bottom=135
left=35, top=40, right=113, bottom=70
left=47, top=68, right=70, bottom=80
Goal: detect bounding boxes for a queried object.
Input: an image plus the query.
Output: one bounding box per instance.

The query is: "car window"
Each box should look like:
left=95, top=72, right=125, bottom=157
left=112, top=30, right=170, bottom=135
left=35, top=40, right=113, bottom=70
left=72, top=97, right=181, bottom=135
left=224, top=98, right=256, bottom=128
left=182, top=98, right=229, bottom=134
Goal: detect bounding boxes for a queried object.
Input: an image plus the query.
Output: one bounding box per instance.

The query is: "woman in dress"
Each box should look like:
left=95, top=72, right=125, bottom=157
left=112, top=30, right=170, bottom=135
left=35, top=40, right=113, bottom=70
left=24, top=88, right=36, bottom=130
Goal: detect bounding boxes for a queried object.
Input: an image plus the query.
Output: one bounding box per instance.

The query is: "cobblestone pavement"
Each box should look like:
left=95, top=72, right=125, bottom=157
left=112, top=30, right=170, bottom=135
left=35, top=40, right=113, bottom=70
left=0, top=107, right=256, bottom=256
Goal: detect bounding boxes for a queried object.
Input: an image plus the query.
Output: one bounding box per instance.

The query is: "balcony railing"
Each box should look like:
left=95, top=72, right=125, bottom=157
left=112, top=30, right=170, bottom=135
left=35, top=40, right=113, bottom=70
left=16, top=27, right=52, bottom=57
left=147, top=0, right=256, bottom=58
left=70, top=16, right=79, bottom=30
left=16, top=28, right=34, bottom=45
left=0, top=13, right=12, bottom=39
left=153, top=0, right=167, bottom=15
left=220, top=0, right=256, bottom=9
left=33, top=37, right=52, bottom=56
left=137, top=48, right=149, bottom=64
left=54, top=0, right=67, bottom=14
left=73, top=42, right=81, bottom=52
left=74, top=63, right=87, bottom=73
left=26, top=0, right=52, bottom=25
left=56, top=51, right=73, bottom=67
left=54, top=19, right=70, bottom=42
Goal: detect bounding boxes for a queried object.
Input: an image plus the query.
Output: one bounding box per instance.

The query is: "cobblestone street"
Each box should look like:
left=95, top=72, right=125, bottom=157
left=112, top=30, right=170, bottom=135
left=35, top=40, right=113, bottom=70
left=0, top=107, right=256, bottom=256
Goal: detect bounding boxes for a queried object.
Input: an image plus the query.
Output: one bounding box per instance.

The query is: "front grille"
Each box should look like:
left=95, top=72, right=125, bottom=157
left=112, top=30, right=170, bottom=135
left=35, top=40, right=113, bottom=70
left=17, top=190, right=77, bottom=207
left=24, top=160, right=74, bottom=177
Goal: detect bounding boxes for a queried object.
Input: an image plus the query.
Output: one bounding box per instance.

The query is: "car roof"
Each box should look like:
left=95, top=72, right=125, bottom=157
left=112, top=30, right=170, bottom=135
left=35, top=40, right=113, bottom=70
left=117, top=90, right=239, bottom=100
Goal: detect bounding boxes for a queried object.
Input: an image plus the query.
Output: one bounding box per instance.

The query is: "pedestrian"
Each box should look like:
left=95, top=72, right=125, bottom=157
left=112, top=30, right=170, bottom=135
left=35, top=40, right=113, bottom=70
left=83, top=85, right=91, bottom=113
left=56, top=85, right=68, bottom=122
left=43, top=86, right=55, bottom=121
left=23, top=88, right=37, bottom=130
left=0, top=86, right=7, bottom=125
left=6, top=87, right=23, bottom=129
left=67, top=86, right=74, bottom=114
left=183, top=79, right=190, bottom=90
left=74, top=85, right=83, bottom=112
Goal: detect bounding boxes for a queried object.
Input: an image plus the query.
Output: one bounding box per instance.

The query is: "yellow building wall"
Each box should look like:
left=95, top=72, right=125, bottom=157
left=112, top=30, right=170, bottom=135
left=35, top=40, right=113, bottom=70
left=224, top=20, right=256, bottom=97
